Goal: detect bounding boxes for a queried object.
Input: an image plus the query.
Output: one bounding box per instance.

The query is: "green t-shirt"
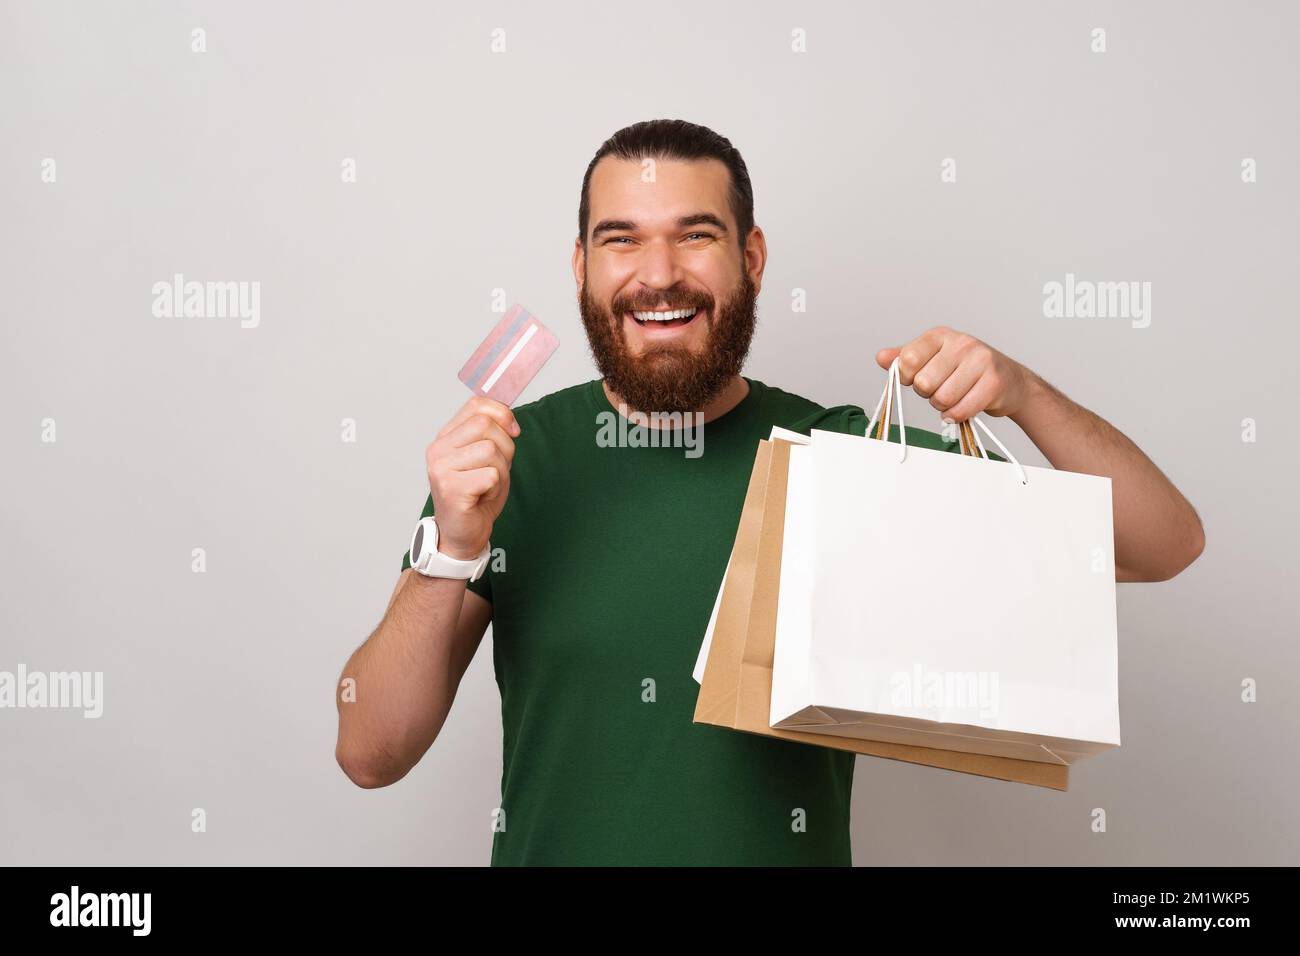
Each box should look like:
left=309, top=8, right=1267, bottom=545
left=401, top=377, right=1000, bottom=866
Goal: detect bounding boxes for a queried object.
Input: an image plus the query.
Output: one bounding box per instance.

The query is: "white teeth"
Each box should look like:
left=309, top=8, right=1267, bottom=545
left=631, top=308, right=698, bottom=322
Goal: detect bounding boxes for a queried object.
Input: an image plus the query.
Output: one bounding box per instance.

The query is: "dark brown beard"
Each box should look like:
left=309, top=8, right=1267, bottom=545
left=579, top=270, right=758, bottom=414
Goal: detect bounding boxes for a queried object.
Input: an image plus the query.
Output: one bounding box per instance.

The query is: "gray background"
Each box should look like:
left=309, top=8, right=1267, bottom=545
left=2, top=0, right=1296, bottom=865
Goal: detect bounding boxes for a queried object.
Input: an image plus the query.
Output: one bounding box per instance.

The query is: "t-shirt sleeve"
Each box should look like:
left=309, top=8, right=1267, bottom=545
left=399, top=492, right=493, bottom=603
left=785, top=404, right=1007, bottom=462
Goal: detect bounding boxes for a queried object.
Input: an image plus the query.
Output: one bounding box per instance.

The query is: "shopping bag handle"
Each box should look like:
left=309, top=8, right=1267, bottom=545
left=866, top=357, right=1028, bottom=484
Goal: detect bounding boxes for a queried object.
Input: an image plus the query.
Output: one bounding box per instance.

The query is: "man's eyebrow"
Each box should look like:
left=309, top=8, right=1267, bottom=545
left=591, top=219, right=637, bottom=238
left=590, top=213, right=729, bottom=239
left=676, top=213, right=727, bottom=232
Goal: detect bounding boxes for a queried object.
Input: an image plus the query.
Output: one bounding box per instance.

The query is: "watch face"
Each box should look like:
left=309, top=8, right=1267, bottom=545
left=411, top=524, right=425, bottom=561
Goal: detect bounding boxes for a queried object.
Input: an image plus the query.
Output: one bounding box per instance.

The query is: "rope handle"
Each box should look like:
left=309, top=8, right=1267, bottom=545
left=865, top=357, right=1028, bottom=485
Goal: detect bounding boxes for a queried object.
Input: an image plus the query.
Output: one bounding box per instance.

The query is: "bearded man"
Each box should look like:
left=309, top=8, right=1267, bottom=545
left=334, top=119, right=1204, bottom=866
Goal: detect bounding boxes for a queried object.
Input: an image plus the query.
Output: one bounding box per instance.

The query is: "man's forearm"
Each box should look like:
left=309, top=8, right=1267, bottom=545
left=1009, top=373, right=1205, bottom=582
left=335, top=573, right=471, bottom=787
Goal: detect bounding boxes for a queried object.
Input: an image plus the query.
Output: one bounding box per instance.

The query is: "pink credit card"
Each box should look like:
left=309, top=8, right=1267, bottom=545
left=457, top=305, right=559, bottom=407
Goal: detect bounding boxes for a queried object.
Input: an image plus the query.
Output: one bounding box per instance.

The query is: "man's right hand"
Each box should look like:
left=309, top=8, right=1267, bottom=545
left=424, top=396, right=519, bottom=560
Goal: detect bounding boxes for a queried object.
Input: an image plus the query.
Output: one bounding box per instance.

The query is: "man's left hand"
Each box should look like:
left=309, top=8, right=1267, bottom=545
left=876, top=327, right=1034, bottom=422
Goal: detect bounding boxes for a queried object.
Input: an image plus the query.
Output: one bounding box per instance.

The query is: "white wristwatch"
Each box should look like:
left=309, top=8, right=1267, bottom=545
left=408, top=516, right=491, bottom=582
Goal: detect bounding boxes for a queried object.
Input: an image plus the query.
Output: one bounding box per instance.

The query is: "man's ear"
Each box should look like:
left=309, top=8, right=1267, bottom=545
left=744, top=225, right=768, bottom=295
left=572, top=237, right=585, bottom=299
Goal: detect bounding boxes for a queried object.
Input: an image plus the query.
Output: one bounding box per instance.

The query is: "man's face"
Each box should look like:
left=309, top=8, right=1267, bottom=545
left=575, top=156, right=764, bottom=414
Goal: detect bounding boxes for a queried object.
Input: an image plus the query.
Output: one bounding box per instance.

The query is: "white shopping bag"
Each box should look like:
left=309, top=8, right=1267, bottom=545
left=769, top=359, right=1121, bottom=766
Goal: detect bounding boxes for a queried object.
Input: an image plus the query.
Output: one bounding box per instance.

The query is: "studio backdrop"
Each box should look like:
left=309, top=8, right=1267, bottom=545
left=1, top=0, right=1296, bottom=865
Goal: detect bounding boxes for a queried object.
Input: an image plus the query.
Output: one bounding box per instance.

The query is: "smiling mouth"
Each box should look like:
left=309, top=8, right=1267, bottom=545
left=626, top=307, right=702, bottom=330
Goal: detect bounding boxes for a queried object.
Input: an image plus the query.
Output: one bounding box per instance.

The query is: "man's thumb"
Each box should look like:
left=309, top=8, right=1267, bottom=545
left=875, top=347, right=900, bottom=369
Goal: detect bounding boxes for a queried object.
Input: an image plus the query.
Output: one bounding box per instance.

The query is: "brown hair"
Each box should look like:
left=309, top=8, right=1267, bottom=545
left=578, top=119, right=755, bottom=253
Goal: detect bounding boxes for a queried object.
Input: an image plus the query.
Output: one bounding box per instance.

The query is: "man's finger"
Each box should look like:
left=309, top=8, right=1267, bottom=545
left=942, top=372, right=999, bottom=423
left=911, top=342, right=962, bottom=399
left=896, top=330, right=946, bottom=386
left=446, top=440, right=511, bottom=476
left=928, top=354, right=983, bottom=414
left=460, top=465, right=505, bottom=500
left=442, top=416, right=516, bottom=465
left=438, top=397, right=519, bottom=440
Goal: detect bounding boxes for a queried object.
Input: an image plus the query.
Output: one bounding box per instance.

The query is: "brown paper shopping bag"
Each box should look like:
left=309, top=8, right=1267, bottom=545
left=693, top=437, right=1070, bottom=791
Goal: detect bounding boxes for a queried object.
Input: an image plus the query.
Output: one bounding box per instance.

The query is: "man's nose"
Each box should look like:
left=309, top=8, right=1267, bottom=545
left=632, top=237, right=687, bottom=292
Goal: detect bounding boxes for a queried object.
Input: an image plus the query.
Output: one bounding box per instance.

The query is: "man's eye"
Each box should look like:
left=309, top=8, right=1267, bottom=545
left=684, top=233, right=714, bottom=241
left=607, top=236, right=634, bottom=245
